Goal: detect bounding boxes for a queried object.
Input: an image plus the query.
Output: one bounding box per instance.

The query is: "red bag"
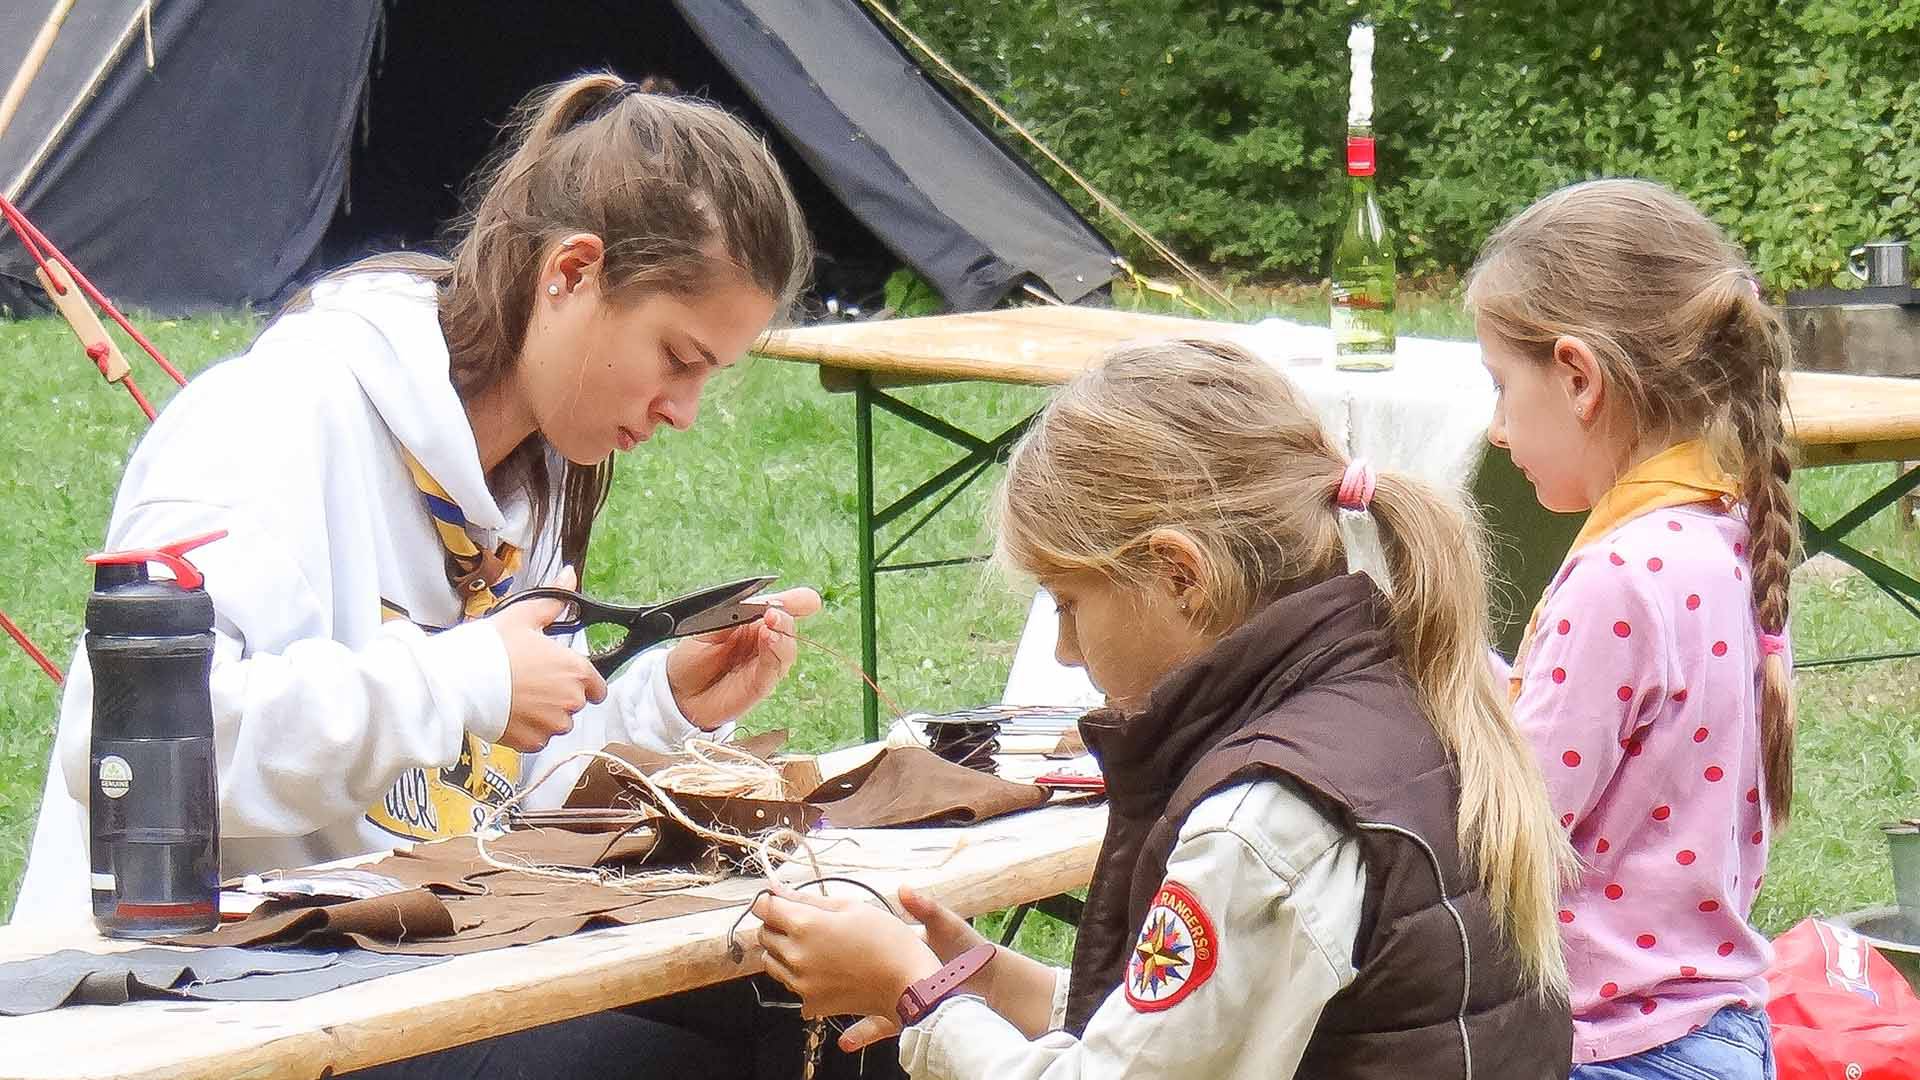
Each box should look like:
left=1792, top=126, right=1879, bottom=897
left=1765, top=918, right=1920, bottom=1080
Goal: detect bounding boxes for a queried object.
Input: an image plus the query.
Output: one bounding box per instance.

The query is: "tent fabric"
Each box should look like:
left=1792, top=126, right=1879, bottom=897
left=685, top=0, right=1116, bottom=309
left=0, top=0, right=1114, bottom=315
left=0, top=0, right=150, bottom=201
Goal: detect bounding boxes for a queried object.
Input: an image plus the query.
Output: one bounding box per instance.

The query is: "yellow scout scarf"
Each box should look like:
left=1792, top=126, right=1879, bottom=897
left=365, top=452, right=527, bottom=842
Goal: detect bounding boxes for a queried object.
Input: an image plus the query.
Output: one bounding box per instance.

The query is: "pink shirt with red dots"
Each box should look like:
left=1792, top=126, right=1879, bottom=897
left=1513, top=504, right=1777, bottom=1064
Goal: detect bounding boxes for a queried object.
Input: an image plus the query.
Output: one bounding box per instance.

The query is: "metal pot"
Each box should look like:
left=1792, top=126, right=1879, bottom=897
left=1850, top=240, right=1911, bottom=288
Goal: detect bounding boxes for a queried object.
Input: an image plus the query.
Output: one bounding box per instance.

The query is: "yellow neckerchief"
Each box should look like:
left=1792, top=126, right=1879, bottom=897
left=400, top=450, right=525, bottom=620
left=1508, top=440, right=1738, bottom=702
left=364, top=451, right=527, bottom=842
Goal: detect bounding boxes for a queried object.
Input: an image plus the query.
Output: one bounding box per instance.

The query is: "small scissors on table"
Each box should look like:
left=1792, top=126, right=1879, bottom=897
left=492, top=575, right=780, bottom=677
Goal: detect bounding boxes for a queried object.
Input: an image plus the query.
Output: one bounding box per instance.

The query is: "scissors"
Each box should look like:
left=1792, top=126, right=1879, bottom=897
left=493, top=575, right=779, bottom=677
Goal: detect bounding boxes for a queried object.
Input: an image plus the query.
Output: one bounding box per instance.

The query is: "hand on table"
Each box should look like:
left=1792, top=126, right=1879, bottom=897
left=666, top=586, right=822, bottom=730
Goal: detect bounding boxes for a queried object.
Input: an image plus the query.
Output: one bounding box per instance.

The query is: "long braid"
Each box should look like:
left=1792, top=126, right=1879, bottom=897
left=1471, top=180, right=1805, bottom=828
left=1726, top=281, right=1799, bottom=826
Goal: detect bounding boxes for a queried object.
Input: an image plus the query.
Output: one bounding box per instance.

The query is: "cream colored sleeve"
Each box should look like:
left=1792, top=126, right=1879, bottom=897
left=897, top=780, right=1365, bottom=1080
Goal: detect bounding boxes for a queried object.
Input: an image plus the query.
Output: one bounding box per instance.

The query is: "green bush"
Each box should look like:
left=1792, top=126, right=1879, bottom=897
left=889, top=0, right=1920, bottom=289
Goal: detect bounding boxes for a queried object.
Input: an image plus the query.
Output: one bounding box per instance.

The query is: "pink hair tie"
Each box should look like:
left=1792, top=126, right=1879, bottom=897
left=1758, top=633, right=1788, bottom=658
left=1337, top=459, right=1377, bottom=513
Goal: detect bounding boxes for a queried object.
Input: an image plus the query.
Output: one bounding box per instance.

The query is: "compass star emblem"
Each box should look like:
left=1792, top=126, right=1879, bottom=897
left=1131, top=910, right=1192, bottom=994
left=1124, top=880, right=1219, bottom=1012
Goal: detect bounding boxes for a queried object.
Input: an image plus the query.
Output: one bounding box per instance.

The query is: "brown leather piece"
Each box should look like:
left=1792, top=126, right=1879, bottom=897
left=167, top=831, right=735, bottom=956
left=167, top=734, right=1051, bottom=958
left=803, top=747, right=1048, bottom=828
left=564, top=741, right=825, bottom=839
left=169, top=887, right=456, bottom=950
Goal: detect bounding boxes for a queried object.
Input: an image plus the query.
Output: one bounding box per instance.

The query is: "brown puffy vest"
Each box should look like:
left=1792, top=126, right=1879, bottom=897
left=1066, top=573, right=1571, bottom=1079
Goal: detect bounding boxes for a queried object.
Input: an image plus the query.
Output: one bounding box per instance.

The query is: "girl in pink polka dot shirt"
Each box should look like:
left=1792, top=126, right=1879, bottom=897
left=1468, top=180, right=1794, bottom=1080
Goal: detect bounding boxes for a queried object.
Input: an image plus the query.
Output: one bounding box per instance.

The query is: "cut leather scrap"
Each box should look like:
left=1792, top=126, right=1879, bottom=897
left=804, top=746, right=1049, bottom=828
left=167, top=832, right=738, bottom=956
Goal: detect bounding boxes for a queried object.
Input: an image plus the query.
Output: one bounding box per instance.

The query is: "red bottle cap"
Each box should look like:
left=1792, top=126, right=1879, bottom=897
left=1347, top=136, right=1376, bottom=177
left=86, top=530, right=228, bottom=591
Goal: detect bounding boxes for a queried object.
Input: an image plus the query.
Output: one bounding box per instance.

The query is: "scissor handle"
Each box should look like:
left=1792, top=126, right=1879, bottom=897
left=490, top=588, right=672, bottom=677
left=585, top=610, right=676, bottom=678
left=495, top=587, right=623, bottom=635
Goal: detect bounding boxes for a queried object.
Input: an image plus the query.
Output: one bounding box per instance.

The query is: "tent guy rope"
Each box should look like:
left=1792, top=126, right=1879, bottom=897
left=0, top=193, right=187, bottom=682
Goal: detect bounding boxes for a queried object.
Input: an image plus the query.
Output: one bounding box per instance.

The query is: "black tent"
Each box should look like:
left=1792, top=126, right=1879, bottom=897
left=0, top=0, right=1116, bottom=316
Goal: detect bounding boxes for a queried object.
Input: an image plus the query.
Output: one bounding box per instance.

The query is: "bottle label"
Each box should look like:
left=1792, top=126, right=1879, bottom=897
left=1347, top=136, right=1376, bottom=176
left=98, top=755, right=132, bottom=799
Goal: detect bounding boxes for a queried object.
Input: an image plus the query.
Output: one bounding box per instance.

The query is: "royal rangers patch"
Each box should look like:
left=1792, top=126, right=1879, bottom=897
left=1125, top=879, right=1218, bottom=1012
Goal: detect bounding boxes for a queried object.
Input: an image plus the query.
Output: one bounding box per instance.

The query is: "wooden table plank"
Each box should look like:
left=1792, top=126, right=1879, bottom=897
left=0, top=747, right=1104, bottom=1080
left=762, top=308, right=1920, bottom=465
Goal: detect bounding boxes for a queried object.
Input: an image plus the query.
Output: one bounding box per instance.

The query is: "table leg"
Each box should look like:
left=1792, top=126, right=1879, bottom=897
left=855, top=376, right=880, bottom=742
left=1798, top=463, right=1920, bottom=666
left=996, top=894, right=1086, bottom=947
left=843, top=379, right=1041, bottom=741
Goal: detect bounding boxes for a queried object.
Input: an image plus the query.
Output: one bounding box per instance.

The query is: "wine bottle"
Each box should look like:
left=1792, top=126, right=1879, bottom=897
left=1331, top=22, right=1397, bottom=370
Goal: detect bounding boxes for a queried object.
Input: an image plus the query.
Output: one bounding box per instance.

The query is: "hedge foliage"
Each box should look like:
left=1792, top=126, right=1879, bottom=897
left=890, top=0, right=1920, bottom=289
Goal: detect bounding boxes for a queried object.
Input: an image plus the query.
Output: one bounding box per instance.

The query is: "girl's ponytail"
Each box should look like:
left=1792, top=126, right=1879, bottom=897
left=1366, top=469, right=1574, bottom=999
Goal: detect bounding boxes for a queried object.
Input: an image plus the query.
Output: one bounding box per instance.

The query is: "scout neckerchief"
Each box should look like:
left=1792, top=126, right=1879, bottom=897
left=1508, top=440, right=1737, bottom=703
left=365, top=451, right=528, bottom=842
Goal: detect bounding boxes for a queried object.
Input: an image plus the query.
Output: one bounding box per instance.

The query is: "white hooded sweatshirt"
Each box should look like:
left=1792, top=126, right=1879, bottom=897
left=15, top=273, right=710, bottom=925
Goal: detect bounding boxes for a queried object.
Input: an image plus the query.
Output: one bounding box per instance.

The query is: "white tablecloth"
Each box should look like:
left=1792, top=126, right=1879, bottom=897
left=1002, top=319, right=1497, bottom=707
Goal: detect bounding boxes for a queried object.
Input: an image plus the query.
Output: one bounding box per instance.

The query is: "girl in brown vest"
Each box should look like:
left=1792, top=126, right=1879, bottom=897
left=754, top=339, right=1575, bottom=1079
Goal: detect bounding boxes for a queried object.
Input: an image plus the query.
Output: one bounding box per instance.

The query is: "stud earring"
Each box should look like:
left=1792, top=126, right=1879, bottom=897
left=547, top=282, right=562, bottom=296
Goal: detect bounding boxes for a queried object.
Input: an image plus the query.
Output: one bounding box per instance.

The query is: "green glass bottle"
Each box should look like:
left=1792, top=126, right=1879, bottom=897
left=1331, top=24, right=1397, bottom=370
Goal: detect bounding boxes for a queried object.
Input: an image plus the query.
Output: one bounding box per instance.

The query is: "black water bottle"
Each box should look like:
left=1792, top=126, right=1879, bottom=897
left=84, top=530, right=225, bottom=938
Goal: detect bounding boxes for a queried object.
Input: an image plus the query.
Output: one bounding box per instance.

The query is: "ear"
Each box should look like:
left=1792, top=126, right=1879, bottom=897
left=539, top=233, right=608, bottom=297
left=1143, top=530, right=1207, bottom=613
left=1551, top=335, right=1606, bottom=426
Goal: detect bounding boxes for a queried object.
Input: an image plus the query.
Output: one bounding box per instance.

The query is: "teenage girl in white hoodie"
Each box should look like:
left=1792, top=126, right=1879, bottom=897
left=19, top=74, right=846, bottom=1079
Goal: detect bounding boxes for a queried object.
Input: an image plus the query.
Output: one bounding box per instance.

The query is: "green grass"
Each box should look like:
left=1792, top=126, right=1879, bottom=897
left=1, top=293, right=1915, bottom=966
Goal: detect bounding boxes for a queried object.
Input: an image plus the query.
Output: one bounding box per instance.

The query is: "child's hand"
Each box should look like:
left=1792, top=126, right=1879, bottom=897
left=493, top=566, right=608, bottom=751
left=835, top=885, right=991, bottom=1051
left=665, top=587, right=822, bottom=729
left=752, top=883, right=942, bottom=1023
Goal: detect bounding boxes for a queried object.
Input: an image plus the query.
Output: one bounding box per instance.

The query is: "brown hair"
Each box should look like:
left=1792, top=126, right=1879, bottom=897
left=993, top=339, right=1573, bottom=997
left=292, top=72, right=811, bottom=572
left=1465, top=178, right=1797, bottom=825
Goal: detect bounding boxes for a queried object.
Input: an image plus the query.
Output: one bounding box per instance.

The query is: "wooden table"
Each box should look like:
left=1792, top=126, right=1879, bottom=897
left=760, top=307, right=1920, bottom=729
left=0, top=746, right=1105, bottom=1079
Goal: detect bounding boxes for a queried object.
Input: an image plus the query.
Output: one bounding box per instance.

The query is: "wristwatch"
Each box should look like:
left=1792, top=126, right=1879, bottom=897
left=895, top=942, right=997, bottom=1027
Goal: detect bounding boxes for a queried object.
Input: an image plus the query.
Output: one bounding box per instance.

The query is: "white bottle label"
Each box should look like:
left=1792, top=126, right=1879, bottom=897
left=98, top=755, right=132, bottom=799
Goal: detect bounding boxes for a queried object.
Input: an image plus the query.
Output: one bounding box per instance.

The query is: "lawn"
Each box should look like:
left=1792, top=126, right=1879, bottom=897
left=1, top=292, right=1915, bottom=962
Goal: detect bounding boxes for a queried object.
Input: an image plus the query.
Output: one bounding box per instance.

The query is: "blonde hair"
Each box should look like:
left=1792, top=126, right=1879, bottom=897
left=1466, top=178, right=1797, bottom=826
left=290, top=71, right=812, bottom=573
left=993, top=338, right=1573, bottom=997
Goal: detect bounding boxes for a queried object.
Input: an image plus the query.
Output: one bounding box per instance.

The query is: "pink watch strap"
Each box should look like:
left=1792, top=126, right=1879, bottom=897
left=896, top=942, right=997, bottom=1026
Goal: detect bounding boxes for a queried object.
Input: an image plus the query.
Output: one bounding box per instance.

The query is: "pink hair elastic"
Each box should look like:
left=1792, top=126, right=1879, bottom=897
left=1336, top=459, right=1377, bottom=513
left=1758, top=633, right=1788, bottom=658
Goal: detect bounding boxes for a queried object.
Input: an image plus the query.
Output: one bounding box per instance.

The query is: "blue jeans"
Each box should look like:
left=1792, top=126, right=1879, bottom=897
left=1573, top=1006, right=1775, bottom=1080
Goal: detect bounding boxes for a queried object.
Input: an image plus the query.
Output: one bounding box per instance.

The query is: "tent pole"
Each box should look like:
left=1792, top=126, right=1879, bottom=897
left=0, top=0, right=77, bottom=145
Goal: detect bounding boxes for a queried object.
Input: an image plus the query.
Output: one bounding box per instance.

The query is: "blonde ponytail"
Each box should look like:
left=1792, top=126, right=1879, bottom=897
left=1369, top=471, right=1575, bottom=998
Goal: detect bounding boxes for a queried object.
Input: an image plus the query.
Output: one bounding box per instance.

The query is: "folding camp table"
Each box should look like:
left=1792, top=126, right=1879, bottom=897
left=761, top=307, right=1920, bottom=739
